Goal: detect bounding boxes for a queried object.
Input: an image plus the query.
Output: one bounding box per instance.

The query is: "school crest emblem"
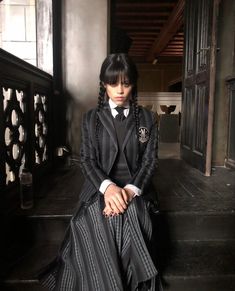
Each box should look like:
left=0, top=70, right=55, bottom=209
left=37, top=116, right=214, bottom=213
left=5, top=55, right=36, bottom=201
left=138, top=127, right=149, bottom=143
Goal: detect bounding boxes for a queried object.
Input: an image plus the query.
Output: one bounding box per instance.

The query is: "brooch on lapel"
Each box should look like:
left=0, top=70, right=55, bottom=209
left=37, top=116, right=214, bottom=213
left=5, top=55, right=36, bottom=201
left=138, top=127, right=149, bottom=143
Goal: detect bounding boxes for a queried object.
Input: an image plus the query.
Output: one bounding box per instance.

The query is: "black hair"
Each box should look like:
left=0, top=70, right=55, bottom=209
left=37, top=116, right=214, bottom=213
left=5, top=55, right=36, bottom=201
left=99, top=53, right=138, bottom=87
left=96, top=53, right=140, bottom=150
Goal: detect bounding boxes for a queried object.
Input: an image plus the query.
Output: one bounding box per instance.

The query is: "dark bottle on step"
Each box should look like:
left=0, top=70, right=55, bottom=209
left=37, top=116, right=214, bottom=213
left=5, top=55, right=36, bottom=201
left=19, top=168, right=34, bottom=209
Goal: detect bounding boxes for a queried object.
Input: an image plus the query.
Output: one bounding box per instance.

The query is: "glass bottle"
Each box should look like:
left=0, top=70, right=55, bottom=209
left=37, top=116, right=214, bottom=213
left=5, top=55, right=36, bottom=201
left=19, top=168, right=34, bottom=209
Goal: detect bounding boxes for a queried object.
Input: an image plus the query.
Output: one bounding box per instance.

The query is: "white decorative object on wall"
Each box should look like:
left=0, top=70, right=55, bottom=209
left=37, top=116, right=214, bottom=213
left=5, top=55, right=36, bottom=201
left=138, top=92, right=182, bottom=115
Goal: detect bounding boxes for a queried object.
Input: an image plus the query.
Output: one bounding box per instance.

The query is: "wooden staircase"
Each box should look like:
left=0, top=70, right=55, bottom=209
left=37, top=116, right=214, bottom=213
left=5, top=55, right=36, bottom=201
left=1, top=159, right=235, bottom=291
left=153, top=159, right=235, bottom=291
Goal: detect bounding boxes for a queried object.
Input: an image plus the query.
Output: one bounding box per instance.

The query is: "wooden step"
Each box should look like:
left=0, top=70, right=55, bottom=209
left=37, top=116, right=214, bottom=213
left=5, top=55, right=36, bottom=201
left=152, top=211, right=235, bottom=241
left=2, top=160, right=235, bottom=290
left=2, top=240, right=235, bottom=291
left=157, top=240, right=235, bottom=276
left=2, top=243, right=58, bottom=291
left=162, top=275, right=235, bottom=291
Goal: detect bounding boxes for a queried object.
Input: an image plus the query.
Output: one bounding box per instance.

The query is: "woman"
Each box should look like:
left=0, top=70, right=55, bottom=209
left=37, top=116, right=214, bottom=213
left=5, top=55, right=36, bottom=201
left=40, top=53, right=162, bottom=290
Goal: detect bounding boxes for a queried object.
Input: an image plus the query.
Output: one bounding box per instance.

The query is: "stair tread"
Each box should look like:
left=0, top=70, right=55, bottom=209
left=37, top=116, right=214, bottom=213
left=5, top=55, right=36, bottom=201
left=162, top=274, right=235, bottom=291
left=4, top=243, right=59, bottom=282
left=16, top=166, right=84, bottom=218
left=14, top=160, right=235, bottom=218
left=158, top=240, right=235, bottom=276
left=4, top=160, right=235, bottom=290
left=4, top=239, right=235, bottom=283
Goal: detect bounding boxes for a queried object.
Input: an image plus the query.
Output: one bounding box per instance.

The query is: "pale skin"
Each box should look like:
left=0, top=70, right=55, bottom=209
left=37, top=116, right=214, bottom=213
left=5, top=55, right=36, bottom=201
left=102, top=77, right=135, bottom=217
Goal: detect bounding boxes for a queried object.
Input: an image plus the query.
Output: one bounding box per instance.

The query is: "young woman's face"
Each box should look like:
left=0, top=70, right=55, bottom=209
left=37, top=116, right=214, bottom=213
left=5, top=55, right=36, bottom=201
left=105, top=76, right=133, bottom=106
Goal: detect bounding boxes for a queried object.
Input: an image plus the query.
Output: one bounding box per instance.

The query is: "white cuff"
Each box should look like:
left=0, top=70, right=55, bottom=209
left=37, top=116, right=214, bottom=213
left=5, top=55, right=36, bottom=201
left=99, top=179, right=115, bottom=194
left=124, top=184, right=142, bottom=197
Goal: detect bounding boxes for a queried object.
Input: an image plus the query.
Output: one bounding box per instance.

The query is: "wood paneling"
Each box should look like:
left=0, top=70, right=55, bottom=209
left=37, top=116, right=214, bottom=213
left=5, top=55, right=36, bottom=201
left=181, top=0, right=219, bottom=175
left=114, top=0, right=184, bottom=63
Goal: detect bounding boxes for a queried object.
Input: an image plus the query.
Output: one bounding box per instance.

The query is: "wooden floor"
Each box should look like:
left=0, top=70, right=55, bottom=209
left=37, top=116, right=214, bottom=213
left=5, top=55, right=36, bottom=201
left=28, top=142, right=235, bottom=216
left=21, top=160, right=235, bottom=218
left=155, top=142, right=235, bottom=212
left=158, top=142, right=180, bottom=160
left=155, top=158, right=235, bottom=213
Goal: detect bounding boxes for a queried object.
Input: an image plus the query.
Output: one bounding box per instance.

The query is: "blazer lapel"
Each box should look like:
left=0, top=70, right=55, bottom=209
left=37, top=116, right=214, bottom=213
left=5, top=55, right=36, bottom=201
left=97, top=105, right=118, bottom=150
left=121, top=108, right=136, bottom=151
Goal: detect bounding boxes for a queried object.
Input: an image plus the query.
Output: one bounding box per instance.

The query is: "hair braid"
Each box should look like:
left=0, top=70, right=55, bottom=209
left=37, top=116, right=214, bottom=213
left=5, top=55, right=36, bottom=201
left=131, top=85, right=140, bottom=145
left=95, top=82, right=106, bottom=153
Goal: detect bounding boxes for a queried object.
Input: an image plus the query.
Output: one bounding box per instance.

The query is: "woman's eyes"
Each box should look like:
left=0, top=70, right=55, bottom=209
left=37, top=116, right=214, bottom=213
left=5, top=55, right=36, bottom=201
left=110, top=82, right=131, bottom=87
left=123, top=82, right=131, bottom=87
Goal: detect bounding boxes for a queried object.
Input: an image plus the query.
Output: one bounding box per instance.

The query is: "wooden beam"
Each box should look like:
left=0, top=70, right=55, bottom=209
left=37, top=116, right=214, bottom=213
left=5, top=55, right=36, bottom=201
left=116, top=19, right=166, bottom=25
left=119, top=26, right=161, bottom=31
left=160, top=53, right=183, bottom=56
left=165, top=45, right=184, bottom=49
left=128, top=32, right=159, bottom=36
left=146, top=0, right=185, bottom=62
left=167, top=41, right=184, bottom=45
left=116, top=2, right=175, bottom=9
left=160, top=50, right=183, bottom=53
left=131, top=37, right=156, bottom=41
left=132, top=41, right=152, bottom=43
left=205, top=0, right=220, bottom=176
left=131, top=43, right=152, bottom=46
left=116, top=12, right=170, bottom=17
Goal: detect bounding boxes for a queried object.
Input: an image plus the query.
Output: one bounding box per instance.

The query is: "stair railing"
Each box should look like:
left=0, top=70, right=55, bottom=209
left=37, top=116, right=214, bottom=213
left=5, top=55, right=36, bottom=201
left=0, top=49, right=55, bottom=210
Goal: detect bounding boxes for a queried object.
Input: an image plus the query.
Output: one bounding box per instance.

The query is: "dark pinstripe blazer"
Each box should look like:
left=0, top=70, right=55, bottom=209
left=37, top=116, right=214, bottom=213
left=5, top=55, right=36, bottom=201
left=79, top=102, right=158, bottom=203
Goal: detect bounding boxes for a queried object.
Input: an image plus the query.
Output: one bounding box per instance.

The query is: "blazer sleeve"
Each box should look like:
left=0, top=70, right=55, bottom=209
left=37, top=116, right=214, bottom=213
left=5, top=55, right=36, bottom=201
left=80, top=110, right=109, bottom=191
left=129, top=111, right=158, bottom=193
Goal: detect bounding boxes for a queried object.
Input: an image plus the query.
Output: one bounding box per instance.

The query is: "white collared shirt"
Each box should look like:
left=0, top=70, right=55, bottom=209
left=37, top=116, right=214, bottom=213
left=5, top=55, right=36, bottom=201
left=109, top=98, right=130, bottom=118
left=99, top=99, right=141, bottom=197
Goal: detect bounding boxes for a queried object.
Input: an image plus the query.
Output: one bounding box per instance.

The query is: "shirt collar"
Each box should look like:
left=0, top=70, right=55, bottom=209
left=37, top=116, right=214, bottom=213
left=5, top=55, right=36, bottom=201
left=108, top=98, right=130, bottom=109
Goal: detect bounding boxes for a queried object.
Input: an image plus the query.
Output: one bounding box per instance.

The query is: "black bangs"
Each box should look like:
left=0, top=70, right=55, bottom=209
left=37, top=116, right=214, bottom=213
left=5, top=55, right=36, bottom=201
left=99, top=53, right=138, bottom=85
left=102, top=66, right=129, bottom=85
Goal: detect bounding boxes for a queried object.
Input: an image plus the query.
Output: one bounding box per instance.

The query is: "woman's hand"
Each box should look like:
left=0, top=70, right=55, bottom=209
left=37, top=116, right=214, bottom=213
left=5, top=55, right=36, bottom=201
left=123, top=187, right=135, bottom=204
left=103, top=184, right=128, bottom=217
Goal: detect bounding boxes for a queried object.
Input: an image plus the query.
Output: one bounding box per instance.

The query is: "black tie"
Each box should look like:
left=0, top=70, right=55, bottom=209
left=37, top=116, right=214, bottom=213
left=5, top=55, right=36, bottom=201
left=115, top=106, right=126, bottom=121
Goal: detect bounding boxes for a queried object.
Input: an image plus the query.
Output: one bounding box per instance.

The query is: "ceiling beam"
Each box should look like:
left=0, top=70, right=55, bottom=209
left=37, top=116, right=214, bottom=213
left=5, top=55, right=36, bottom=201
left=160, top=52, right=183, bottom=56
left=117, top=19, right=166, bottom=25
left=146, top=0, right=185, bottom=62
left=116, top=12, right=170, bottom=17
left=119, top=26, right=161, bottom=31
left=116, top=2, right=175, bottom=9
left=166, top=45, right=183, bottom=48
left=128, top=32, right=159, bottom=36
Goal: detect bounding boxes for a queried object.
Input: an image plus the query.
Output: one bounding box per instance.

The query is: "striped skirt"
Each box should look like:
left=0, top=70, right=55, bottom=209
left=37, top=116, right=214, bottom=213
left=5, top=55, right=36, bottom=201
left=40, top=194, right=162, bottom=291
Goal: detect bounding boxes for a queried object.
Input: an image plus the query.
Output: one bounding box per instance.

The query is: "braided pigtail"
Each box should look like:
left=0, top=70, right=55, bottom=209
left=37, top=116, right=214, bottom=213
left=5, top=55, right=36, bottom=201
left=97, top=81, right=106, bottom=112
left=131, top=85, right=141, bottom=165
left=131, top=85, right=140, bottom=142
left=95, top=82, right=106, bottom=151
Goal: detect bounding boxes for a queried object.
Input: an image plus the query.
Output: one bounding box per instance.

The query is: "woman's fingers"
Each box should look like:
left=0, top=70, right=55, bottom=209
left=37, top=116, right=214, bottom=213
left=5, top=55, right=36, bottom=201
left=121, top=189, right=128, bottom=204
left=104, top=184, right=131, bottom=216
left=114, top=193, right=127, bottom=211
left=103, top=186, right=136, bottom=217
left=103, top=196, right=126, bottom=216
left=103, top=204, right=113, bottom=217
left=107, top=196, right=124, bottom=214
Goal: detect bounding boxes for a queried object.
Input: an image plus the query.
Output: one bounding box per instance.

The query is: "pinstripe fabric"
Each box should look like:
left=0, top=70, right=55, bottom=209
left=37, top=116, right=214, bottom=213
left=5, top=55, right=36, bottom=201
left=41, top=195, right=162, bottom=291
left=39, top=104, right=162, bottom=290
left=79, top=104, right=158, bottom=202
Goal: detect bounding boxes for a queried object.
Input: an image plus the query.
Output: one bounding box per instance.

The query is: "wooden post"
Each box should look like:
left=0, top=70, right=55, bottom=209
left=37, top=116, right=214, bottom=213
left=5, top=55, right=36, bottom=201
left=205, top=0, right=220, bottom=176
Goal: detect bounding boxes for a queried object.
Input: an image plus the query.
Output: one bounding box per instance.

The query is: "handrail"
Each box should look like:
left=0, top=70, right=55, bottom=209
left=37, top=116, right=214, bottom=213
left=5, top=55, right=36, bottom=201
left=0, top=49, right=54, bottom=203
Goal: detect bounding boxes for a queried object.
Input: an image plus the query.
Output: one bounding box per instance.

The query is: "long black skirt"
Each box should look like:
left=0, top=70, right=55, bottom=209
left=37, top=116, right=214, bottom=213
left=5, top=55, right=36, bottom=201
left=39, top=194, right=162, bottom=291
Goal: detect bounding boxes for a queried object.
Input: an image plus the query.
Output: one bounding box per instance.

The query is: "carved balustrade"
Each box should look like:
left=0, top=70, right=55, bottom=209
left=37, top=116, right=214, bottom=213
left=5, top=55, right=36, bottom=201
left=0, top=49, right=54, bottom=202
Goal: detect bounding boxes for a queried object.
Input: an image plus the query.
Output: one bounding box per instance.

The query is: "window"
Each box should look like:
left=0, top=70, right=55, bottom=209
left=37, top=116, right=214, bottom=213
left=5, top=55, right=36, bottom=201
left=0, top=0, right=53, bottom=75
